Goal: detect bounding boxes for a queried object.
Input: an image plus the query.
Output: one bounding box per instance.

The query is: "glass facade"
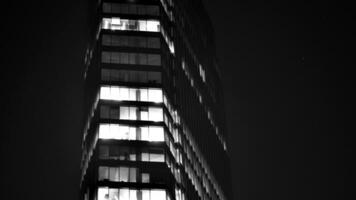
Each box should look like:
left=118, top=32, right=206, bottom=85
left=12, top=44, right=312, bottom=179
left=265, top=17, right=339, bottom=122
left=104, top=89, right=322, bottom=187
left=80, top=2, right=231, bottom=200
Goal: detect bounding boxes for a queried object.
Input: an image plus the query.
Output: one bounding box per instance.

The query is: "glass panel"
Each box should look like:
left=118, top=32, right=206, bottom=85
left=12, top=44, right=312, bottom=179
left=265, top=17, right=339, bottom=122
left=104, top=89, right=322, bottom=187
left=141, top=173, right=150, bottom=183
left=142, top=190, right=150, bottom=200
left=102, top=52, right=111, bottom=63
left=151, top=190, right=166, bottom=200
left=129, top=127, right=136, bottom=140
left=119, top=188, right=130, bottom=200
left=150, top=153, right=164, bottom=162
left=110, top=167, right=119, bottom=182
left=148, top=72, right=161, bottom=83
left=141, top=127, right=149, bottom=141
left=129, top=168, right=137, bottom=182
left=99, top=146, right=109, bottom=158
left=129, top=88, right=137, bottom=101
left=101, top=105, right=110, bottom=119
left=120, top=107, right=129, bottom=119
left=119, top=167, right=129, bottom=182
left=99, top=124, right=110, bottom=139
left=119, top=125, right=129, bottom=140
left=147, top=54, right=161, bottom=66
left=141, top=152, right=149, bottom=161
left=102, top=68, right=111, bottom=80
left=119, top=87, right=129, bottom=100
left=138, top=20, right=147, bottom=31
left=99, top=166, right=109, bottom=180
left=147, top=37, right=160, bottom=48
left=111, top=86, right=120, bottom=101
left=140, top=108, right=149, bottom=121
left=149, top=107, right=163, bottom=122
left=98, top=187, right=109, bottom=200
left=109, top=188, right=119, bottom=200
left=130, top=189, right=137, bottom=200
left=139, top=89, right=148, bottom=101
left=111, top=52, right=120, bottom=63
left=148, top=89, right=162, bottom=102
left=100, top=86, right=111, bottom=99
left=147, top=20, right=160, bottom=32
left=149, top=126, right=164, bottom=142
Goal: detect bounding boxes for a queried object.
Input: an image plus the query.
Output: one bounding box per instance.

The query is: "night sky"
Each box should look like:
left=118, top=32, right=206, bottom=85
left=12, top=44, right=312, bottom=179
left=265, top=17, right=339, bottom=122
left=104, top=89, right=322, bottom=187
left=1, top=0, right=353, bottom=200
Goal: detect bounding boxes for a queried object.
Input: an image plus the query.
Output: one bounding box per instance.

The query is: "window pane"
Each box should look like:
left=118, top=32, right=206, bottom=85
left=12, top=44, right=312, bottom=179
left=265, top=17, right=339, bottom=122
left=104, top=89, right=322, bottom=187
left=148, top=89, right=162, bottom=102
left=151, top=190, right=166, bottom=200
left=102, top=69, right=111, bottom=80
left=149, top=107, right=163, bottom=122
left=109, top=167, right=119, bottom=182
left=99, top=124, right=110, bottom=139
left=111, top=52, right=120, bottom=63
left=111, top=86, right=120, bottom=101
left=142, top=190, right=150, bottom=200
left=119, top=87, right=129, bottom=100
left=129, top=168, right=137, bottom=182
left=119, top=167, right=129, bottom=182
left=119, top=125, right=129, bottom=140
left=141, top=173, right=150, bottom=183
left=147, top=38, right=160, bottom=48
left=129, top=88, right=137, bottom=101
left=99, top=146, right=109, bottom=158
left=147, top=20, right=160, bottom=32
left=100, top=86, right=111, bottom=100
left=101, top=105, right=110, bottom=119
left=150, top=153, right=164, bottom=162
left=99, top=166, right=109, bottom=180
left=140, top=109, right=149, bottom=121
left=148, top=72, right=161, bottom=83
left=141, top=152, right=149, bottom=161
left=141, top=127, right=149, bottom=141
left=149, top=126, right=164, bottom=142
left=102, top=52, right=111, bottom=63
left=139, top=89, right=148, bottom=101
left=120, top=53, right=129, bottom=64
left=138, top=53, right=147, bottom=65
left=120, top=107, right=129, bottom=119
left=119, top=188, right=130, bottom=200
left=138, top=20, right=147, bottom=31
left=130, top=189, right=137, bottom=200
left=129, top=127, right=136, bottom=140
left=147, top=54, right=161, bottom=66
left=109, top=189, right=119, bottom=200
left=98, top=187, right=109, bottom=200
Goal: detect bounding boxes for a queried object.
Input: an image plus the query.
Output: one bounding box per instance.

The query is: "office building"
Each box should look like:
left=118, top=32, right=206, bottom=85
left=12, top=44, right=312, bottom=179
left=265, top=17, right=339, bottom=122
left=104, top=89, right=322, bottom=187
left=80, top=1, right=232, bottom=200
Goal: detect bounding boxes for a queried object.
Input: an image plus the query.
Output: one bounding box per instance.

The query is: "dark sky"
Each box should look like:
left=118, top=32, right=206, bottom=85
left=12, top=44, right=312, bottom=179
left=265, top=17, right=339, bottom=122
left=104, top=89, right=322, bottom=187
left=1, top=0, right=353, bottom=200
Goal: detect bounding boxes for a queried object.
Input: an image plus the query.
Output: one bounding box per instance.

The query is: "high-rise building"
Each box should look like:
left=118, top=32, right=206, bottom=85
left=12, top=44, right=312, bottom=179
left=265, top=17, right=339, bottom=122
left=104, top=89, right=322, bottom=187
left=80, top=1, right=231, bottom=200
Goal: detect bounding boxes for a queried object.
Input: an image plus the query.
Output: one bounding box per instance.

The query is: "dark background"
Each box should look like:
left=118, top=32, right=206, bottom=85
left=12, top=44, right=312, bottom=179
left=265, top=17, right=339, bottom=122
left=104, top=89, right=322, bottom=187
left=1, top=0, right=353, bottom=200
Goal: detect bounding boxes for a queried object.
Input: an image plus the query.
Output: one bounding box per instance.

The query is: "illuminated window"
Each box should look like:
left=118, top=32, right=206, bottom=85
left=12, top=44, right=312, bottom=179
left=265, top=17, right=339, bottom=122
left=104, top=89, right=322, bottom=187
left=141, top=173, right=150, bottom=183
left=142, top=190, right=150, bottom=200
left=148, top=126, right=164, bottom=142
left=98, top=188, right=167, bottom=200
left=119, top=188, right=129, bottom=200
left=119, top=167, right=129, bottom=182
left=148, top=107, right=163, bottom=121
left=99, top=166, right=137, bottom=183
left=98, top=187, right=109, bottom=200
left=102, top=18, right=160, bottom=32
left=151, top=190, right=166, bottom=200
left=130, top=190, right=137, bottom=200
left=141, top=149, right=164, bottom=162
left=100, top=86, right=163, bottom=103
left=148, top=88, right=163, bottom=103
